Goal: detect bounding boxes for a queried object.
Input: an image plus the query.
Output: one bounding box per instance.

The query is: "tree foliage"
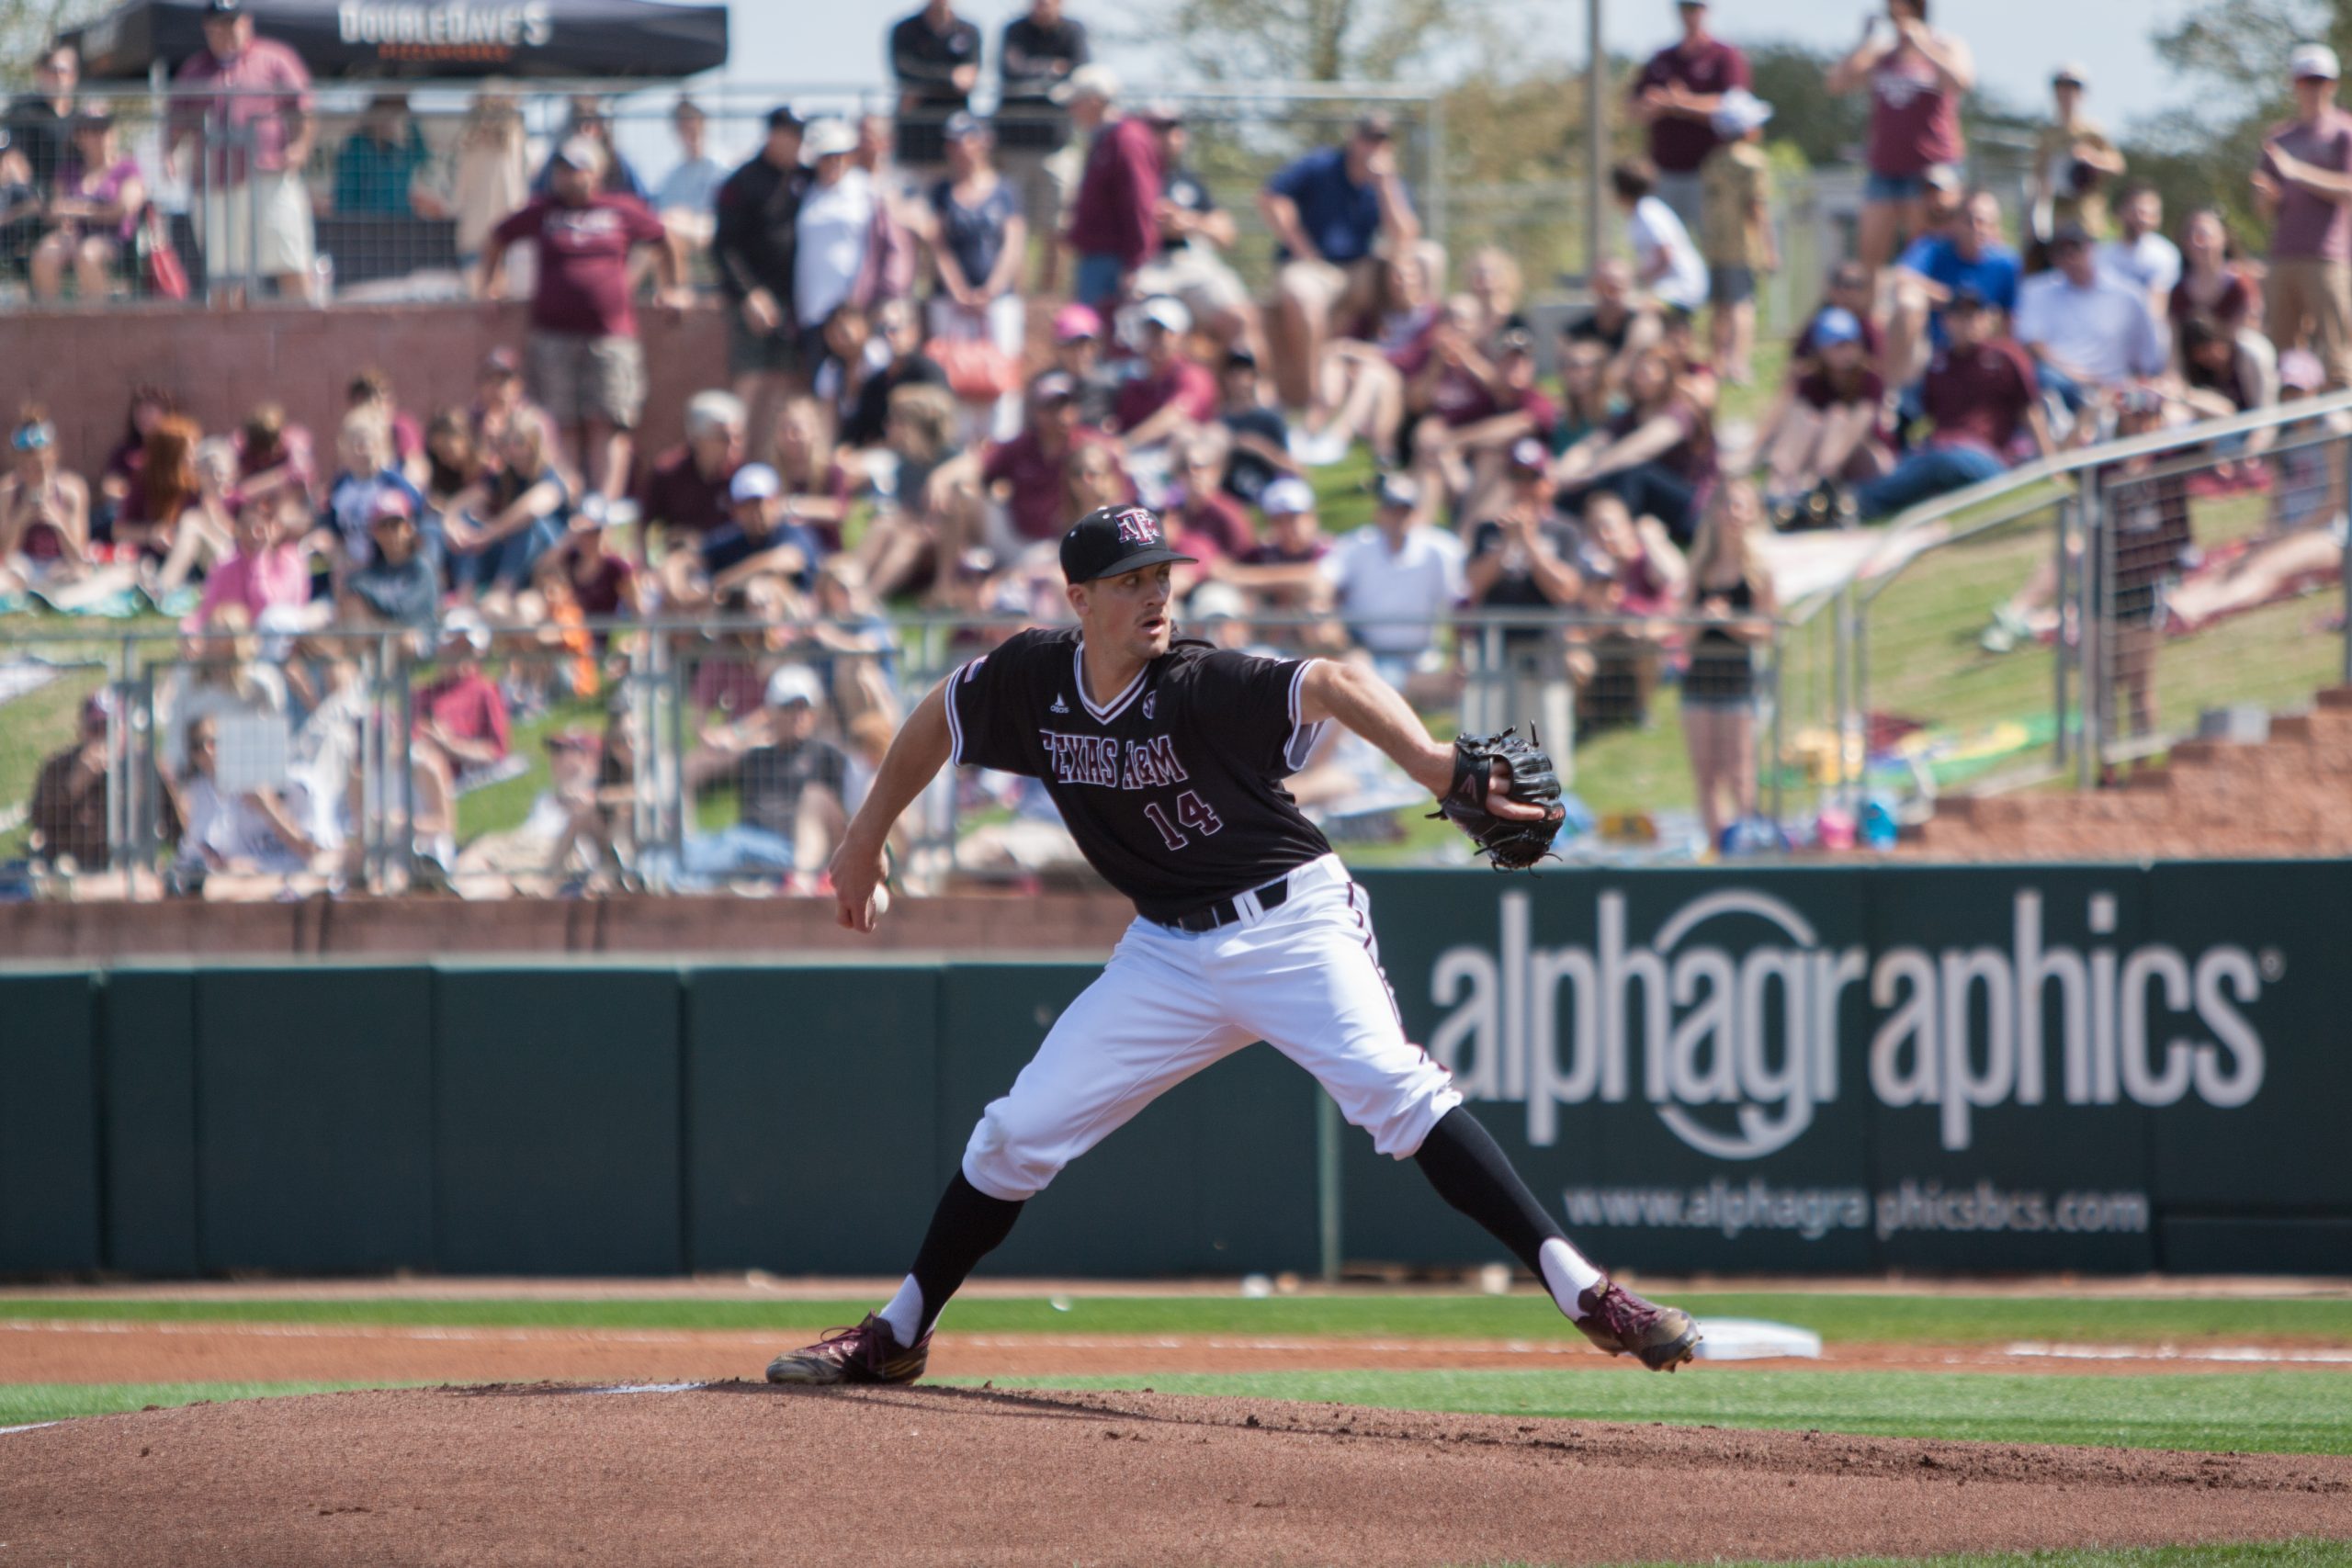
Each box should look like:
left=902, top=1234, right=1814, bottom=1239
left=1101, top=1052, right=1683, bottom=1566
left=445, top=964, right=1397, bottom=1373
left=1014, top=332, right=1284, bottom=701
left=1138, top=0, right=1501, bottom=85
left=0, top=0, right=107, bottom=87
left=2150, top=0, right=2346, bottom=138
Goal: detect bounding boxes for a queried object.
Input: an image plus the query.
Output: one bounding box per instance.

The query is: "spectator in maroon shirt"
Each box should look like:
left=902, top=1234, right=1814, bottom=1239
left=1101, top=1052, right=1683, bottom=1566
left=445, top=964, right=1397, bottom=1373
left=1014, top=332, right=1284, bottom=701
left=1418, top=323, right=1560, bottom=513
left=1760, top=308, right=1895, bottom=520
left=413, top=614, right=511, bottom=772
left=1168, top=433, right=1256, bottom=575
left=1059, top=67, right=1165, bottom=310
left=481, top=136, right=689, bottom=522
left=636, top=389, right=746, bottom=570
left=1629, top=0, right=1751, bottom=234
left=1110, top=295, right=1217, bottom=462
left=1827, top=0, right=1974, bottom=272
left=2255, top=43, right=2352, bottom=389
left=978, top=373, right=1122, bottom=554
left=1854, top=289, right=2052, bottom=519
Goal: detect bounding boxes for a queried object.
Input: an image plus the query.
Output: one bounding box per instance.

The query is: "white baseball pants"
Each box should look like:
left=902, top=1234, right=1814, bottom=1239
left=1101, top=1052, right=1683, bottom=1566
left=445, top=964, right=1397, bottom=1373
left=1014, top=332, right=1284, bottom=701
left=961, top=855, right=1463, bottom=1201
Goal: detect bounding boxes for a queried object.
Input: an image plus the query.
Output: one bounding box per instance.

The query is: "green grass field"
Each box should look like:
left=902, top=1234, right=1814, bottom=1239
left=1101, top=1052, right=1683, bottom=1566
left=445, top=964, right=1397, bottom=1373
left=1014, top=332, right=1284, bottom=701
left=6, top=1290, right=2348, bottom=1343
left=4, top=1290, right=2347, bottom=1458
left=6, top=1288, right=2344, bottom=1563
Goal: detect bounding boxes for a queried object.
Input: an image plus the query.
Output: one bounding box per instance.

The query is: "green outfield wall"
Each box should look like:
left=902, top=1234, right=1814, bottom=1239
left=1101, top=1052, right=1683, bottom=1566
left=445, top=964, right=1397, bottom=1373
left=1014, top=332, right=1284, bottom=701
left=1, top=862, right=2345, bottom=1279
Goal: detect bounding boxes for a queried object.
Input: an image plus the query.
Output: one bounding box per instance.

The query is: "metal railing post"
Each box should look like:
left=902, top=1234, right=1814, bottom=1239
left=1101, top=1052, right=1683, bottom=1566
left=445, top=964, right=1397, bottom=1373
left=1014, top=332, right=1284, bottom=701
left=2053, top=496, right=2072, bottom=773
left=1768, top=623, right=1786, bottom=829
left=1832, top=586, right=1855, bottom=809
left=2076, top=470, right=2103, bottom=790
left=2342, top=432, right=2352, bottom=690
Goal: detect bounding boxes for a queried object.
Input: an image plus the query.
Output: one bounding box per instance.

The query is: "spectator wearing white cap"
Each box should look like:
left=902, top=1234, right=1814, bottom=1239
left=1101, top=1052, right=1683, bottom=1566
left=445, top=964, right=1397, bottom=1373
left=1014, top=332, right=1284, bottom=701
left=2256, top=43, right=2352, bottom=389
left=1320, top=469, right=1466, bottom=694
left=1699, top=87, right=1778, bottom=385
left=795, top=118, right=879, bottom=363
left=1215, top=475, right=1339, bottom=642
left=679, top=660, right=849, bottom=891
left=685, top=462, right=823, bottom=605
left=1110, top=296, right=1217, bottom=487
left=2030, top=63, right=2125, bottom=244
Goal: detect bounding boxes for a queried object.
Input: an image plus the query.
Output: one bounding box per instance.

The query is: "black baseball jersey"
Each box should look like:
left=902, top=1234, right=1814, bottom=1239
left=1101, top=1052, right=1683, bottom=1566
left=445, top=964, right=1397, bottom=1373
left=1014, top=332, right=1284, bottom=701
left=947, top=628, right=1333, bottom=923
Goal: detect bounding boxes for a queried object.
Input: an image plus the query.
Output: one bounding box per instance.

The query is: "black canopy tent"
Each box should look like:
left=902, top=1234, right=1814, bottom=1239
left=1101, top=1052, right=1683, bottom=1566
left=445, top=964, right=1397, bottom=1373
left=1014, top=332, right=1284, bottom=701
left=66, top=0, right=729, bottom=80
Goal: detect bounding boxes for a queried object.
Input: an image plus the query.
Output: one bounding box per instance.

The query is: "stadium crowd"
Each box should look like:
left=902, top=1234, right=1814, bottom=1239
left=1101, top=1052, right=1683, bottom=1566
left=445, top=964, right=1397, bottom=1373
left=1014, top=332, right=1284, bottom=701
left=10, top=0, right=2352, bottom=885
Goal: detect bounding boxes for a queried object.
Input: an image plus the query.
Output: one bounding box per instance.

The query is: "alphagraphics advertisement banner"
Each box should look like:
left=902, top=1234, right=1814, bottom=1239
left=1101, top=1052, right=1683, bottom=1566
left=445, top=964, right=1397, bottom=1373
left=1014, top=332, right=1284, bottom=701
left=1345, top=863, right=2352, bottom=1275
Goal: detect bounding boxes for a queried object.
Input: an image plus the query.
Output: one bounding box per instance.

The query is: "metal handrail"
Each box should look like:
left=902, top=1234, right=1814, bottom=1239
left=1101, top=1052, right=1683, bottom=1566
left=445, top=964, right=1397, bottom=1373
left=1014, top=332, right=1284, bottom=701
left=1785, top=389, right=2352, bottom=622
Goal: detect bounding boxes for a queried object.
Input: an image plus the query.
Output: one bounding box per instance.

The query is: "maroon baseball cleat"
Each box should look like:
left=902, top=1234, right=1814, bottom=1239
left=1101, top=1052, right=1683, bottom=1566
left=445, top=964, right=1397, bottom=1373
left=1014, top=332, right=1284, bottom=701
left=764, top=1314, right=933, bottom=1386
left=1575, top=1279, right=1702, bottom=1371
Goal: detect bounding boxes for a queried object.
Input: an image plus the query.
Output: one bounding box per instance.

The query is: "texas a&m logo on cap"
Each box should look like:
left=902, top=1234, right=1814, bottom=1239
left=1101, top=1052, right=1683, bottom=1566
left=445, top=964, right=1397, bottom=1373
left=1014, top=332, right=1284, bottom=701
left=1114, top=508, right=1161, bottom=547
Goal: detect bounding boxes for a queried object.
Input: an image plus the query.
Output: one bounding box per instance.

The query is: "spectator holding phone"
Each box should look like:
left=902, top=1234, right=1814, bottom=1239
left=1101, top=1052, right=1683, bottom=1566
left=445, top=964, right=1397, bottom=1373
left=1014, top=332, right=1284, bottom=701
left=1828, top=0, right=1974, bottom=273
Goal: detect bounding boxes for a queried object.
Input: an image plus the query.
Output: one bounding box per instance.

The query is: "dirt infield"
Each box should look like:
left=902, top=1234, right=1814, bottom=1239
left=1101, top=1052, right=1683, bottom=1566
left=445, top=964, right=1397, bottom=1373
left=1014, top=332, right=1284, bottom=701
left=5, top=1382, right=2349, bottom=1566
left=9, top=1317, right=2352, bottom=1384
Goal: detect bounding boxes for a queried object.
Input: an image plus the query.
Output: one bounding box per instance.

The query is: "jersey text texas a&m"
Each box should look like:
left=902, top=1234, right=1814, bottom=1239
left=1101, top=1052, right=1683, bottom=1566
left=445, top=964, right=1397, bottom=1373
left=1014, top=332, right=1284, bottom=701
left=946, top=627, right=1332, bottom=925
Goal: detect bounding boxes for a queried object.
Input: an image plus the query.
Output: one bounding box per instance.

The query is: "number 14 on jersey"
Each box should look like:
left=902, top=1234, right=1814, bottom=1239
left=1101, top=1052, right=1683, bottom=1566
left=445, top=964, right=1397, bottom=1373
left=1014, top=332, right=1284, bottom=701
left=1141, top=790, right=1225, bottom=851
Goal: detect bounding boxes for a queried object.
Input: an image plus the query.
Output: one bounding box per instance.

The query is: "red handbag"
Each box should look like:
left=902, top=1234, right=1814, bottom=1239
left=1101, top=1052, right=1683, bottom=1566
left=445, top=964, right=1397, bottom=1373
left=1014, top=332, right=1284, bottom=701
left=925, top=334, right=1023, bottom=400
left=139, top=204, right=189, bottom=300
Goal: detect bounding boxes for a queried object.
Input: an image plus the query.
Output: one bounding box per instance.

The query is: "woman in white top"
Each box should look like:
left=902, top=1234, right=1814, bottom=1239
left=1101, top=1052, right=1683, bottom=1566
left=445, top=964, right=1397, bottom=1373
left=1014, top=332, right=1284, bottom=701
left=794, top=118, right=876, bottom=357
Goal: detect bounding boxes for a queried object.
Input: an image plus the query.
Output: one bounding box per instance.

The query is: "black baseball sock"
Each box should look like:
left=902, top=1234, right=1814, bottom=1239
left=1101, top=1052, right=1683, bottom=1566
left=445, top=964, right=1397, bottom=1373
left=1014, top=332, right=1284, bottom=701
left=880, top=1171, right=1026, bottom=1343
left=1412, top=1105, right=1565, bottom=1277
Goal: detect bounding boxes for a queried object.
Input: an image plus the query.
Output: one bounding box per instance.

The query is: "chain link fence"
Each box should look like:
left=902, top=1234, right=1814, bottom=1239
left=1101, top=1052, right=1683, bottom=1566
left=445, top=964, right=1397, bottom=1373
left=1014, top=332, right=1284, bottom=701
left=1, top=604, right=1803, bottom=900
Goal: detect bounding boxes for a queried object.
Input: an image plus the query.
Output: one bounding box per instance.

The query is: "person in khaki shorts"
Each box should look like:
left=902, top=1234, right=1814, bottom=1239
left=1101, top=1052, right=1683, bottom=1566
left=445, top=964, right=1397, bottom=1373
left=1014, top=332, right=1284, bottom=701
left=2256, top=43, right=2352, bottom=389
left=1699, top=88, right=1778, bottom=386
left=480, top=138, right=688, bottom=520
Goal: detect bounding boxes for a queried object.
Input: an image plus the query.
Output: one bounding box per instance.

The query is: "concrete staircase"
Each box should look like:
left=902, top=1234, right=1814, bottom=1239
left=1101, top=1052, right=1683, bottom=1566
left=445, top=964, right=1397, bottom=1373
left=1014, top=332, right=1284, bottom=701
left=1912, top=687, right=2352, bottom=860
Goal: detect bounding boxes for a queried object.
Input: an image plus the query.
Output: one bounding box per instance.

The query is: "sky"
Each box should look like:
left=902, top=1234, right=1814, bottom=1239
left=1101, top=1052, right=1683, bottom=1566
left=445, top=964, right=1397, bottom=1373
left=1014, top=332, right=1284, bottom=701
left=707, top=0, right=2211, bottom=130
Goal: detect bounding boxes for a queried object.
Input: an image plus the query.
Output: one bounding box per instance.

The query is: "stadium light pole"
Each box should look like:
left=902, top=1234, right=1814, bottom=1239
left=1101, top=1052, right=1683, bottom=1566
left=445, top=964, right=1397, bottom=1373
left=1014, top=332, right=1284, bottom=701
left=1587, top=0, right=1608, bottom=279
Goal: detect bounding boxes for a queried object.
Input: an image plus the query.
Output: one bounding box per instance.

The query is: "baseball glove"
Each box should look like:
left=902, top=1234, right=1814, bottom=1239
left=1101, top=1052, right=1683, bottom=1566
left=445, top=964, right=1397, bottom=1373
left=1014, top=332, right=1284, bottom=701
left=1429, top=728, right=1566, bottom=871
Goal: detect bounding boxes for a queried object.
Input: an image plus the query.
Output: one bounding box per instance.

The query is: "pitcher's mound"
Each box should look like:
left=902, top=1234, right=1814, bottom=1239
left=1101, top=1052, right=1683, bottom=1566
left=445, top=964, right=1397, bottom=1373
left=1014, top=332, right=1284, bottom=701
left=6, top=1382, right=2348, bottom=1565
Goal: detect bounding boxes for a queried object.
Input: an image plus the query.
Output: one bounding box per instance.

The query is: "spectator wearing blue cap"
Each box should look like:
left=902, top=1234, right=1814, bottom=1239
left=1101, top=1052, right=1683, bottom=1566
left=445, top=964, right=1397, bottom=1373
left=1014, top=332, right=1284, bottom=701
left=1758, top=307, right=1895, bottom=525
left=1700, top=87, right=1778, bottom=385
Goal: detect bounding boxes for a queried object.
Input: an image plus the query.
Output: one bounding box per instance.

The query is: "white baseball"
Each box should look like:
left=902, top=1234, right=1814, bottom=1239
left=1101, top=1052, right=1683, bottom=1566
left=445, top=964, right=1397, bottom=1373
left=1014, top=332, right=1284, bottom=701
left=870, top=884, right=891, bottom=919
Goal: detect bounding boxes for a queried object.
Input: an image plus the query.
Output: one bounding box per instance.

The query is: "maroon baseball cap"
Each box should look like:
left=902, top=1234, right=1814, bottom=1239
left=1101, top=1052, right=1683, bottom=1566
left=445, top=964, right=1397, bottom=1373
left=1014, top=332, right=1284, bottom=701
left=480, top=346, right=522, bottom=378
left=1060, top=504, right=1195, bottom=584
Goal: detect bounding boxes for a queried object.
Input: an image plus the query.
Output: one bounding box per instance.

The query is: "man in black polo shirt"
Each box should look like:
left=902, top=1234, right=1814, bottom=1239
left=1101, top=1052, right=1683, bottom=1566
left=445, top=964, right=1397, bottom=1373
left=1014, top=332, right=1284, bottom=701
left=998, top=0, right=1089, bottom=260
left=888, top=0, right=982, bottom=172
left=3, top=43, right=77, bottom=196
left=713, top=107, right=808, bottom=461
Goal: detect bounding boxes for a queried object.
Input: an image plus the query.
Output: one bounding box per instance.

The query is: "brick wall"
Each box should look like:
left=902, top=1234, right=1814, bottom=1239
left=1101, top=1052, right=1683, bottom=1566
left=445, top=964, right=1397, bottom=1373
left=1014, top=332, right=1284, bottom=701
left=6, top=300, right=728, bottom=479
